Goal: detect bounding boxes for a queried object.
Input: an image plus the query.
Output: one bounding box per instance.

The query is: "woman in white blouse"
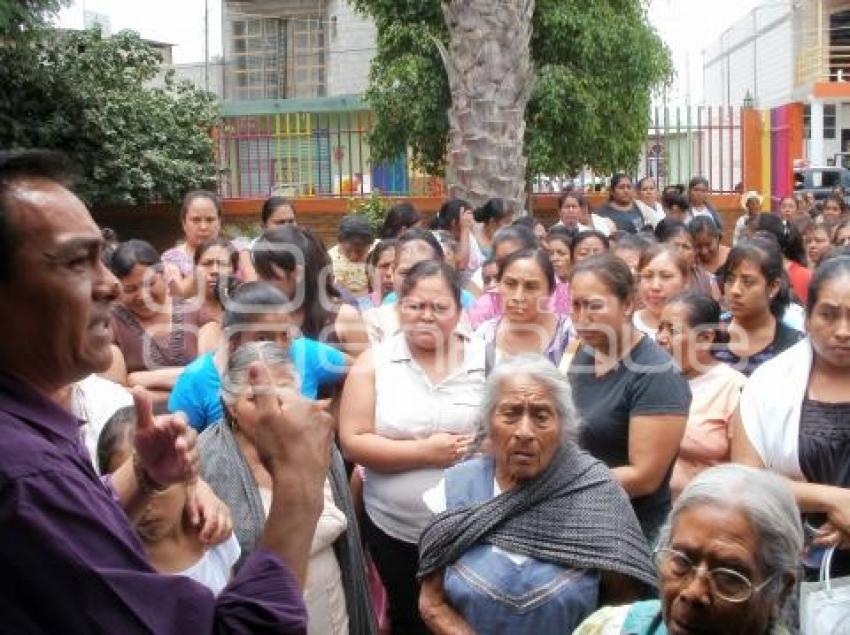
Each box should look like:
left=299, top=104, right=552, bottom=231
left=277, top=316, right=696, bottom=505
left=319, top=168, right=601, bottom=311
left=340, top=260, right=486, bottom=635
left=635, top=176, right=666, bottom=229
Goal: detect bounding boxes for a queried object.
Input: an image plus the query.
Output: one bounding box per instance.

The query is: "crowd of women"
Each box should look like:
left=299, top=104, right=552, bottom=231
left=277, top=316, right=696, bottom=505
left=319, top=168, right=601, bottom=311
left=80, top=172, right=850, bottom=634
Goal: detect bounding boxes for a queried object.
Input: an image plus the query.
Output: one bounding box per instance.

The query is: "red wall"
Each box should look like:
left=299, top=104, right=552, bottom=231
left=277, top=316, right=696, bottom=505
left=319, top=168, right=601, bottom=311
left=92, top=193, right=744, bottom=252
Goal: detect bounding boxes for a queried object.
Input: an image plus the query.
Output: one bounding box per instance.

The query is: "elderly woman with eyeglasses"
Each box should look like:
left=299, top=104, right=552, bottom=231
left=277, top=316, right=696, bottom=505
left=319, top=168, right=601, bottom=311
left=575, top=464, right=803, bottom=635
left=340, top=260, right=486, bottom=635
left=416, top=354, right=656, bottom=635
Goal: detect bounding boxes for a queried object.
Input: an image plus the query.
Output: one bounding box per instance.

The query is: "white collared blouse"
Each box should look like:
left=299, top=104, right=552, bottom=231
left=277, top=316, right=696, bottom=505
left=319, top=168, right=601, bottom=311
left=363, top=332, right=486, bottom=543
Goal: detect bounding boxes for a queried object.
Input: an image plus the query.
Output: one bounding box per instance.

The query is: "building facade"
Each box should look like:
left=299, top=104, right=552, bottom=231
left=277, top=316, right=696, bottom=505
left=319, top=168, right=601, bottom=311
left=704, top=0, right=850, bottom=168
left=219, top=0, right=375, bottom=101
left=212, top=0, right=392, bottom=199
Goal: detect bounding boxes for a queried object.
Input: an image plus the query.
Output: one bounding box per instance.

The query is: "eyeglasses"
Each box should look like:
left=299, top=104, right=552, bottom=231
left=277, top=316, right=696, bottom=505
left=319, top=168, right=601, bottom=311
left=399, top=300, right=454, bottom=317
left=653, top=548, right=775, bottom=603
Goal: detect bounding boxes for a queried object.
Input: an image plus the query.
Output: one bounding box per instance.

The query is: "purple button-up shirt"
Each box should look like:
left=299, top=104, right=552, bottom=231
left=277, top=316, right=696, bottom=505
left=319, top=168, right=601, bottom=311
left=0, top=372, right=307, bottom=633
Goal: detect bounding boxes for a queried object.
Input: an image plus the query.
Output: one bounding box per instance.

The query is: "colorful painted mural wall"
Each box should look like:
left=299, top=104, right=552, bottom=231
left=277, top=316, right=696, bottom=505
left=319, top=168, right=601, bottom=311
left=742, top=104, right=804, bottom=211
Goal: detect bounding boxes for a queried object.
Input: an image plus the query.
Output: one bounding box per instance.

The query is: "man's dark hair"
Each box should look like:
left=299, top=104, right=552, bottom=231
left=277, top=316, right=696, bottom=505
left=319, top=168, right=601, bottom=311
left=0, top=150, right=75, bottom=282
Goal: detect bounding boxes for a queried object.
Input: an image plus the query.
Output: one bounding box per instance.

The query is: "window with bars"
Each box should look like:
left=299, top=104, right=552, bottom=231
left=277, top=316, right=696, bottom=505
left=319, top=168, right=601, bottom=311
left=228, top=15, right=326, bottom=101
left=804, top=104, right=837, bottom=140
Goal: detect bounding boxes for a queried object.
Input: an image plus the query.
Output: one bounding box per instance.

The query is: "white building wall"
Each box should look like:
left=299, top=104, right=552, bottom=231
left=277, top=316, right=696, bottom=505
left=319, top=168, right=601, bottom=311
left=326, top=0, right=376, bottom=96
left=703, top=58, right=726, bottom=105
left=165, top=61, right=226, bottom=99
left=704, top=24, right=755, bottom=105
left=702, top=0, right=793, bottom=108
left=806, top=136, right=842, bottom=166
left=755, top=19, right=793, bottom=108
left=728, top=42, right=756, bottom=106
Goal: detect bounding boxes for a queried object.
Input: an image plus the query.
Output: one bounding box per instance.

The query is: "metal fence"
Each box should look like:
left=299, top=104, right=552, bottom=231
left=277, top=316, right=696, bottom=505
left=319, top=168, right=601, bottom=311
left=532, top=107, right=744, bottom=195
left=217, top=105, right=744, bottom=199
left=216, top=111, right=449, bottom=199
left=641, top=105, right=744, bottom=193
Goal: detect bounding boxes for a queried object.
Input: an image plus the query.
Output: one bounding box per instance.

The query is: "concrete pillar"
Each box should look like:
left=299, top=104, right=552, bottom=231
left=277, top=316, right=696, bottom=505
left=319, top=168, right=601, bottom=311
left=811, top=100, right=825, bottom=165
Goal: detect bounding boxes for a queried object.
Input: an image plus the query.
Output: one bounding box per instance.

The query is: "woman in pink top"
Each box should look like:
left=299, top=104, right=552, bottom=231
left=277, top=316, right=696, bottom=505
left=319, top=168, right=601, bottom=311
left=468, top=225, right=536, bottom=328
left=469, top=225, right=576, bottom=329
left=161, top=191, right=223, bottom=295
left=656, top=292, right=747, bottom=498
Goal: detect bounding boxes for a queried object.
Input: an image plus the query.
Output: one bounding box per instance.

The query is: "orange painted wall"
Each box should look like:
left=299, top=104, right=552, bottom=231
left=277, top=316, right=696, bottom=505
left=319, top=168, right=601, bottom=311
left=742, top=109, right=763, bottom=194
left=813, top=82, right=850, bottom=99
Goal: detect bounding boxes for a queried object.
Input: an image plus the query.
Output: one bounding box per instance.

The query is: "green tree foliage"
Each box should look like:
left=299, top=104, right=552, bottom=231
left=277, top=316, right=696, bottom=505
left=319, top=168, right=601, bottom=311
left=352, top=0, right=672, bottom=177
left=0, top=0, right=65, bottom=33
left=0, top=24, right=219, bottom=205
left=350, top=191, right=389, bottom=233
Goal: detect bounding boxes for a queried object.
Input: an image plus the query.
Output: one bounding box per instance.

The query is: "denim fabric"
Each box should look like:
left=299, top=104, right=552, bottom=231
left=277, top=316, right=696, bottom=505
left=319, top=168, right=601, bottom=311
left=442, top=457, right=600, bottom=634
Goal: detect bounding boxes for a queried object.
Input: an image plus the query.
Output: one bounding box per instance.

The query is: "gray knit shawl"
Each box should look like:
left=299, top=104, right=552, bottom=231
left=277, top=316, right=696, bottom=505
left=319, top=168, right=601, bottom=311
left=417, top=442, right=657, bottom=590
left=199, top=420, right=377, bottom=635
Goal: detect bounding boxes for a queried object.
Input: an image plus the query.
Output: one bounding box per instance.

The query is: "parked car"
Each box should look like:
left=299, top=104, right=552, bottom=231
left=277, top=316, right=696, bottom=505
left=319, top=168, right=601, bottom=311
left=793, top=166, right=850, bottom=203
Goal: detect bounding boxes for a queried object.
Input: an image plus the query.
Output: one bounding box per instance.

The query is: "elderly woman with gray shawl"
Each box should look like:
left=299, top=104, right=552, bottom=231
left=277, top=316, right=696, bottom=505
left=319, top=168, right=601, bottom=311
left=417, top=354, right=656, bottom=635
left=199, top=341, right=375, bottom=635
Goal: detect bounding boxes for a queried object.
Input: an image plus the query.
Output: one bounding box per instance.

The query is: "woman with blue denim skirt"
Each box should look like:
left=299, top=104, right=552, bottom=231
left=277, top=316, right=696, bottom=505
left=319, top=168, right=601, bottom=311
left=418, top=354, right=656, bottom=635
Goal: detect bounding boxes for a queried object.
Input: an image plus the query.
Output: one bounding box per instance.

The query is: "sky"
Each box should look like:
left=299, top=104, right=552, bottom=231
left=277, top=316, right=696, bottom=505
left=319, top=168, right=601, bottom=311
left=56, top=0, right=224, bottom=63
left=647, top=0, right=762, bottom=103
left=56, top=0, right=763, bottom=102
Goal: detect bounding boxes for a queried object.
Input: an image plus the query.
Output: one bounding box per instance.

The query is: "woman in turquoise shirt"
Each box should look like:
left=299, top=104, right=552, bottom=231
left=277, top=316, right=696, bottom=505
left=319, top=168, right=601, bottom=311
left=168, top=282, right=349, bottom=431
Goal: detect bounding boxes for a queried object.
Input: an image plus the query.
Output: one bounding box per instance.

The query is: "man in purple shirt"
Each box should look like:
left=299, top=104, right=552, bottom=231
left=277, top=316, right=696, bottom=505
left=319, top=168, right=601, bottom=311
left=0, top=150, right=333, bottom=633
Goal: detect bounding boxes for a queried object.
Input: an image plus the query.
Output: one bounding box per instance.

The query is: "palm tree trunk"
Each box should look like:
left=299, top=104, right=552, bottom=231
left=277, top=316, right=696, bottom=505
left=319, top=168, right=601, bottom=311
left=437, top=0, right=536, bottom=213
